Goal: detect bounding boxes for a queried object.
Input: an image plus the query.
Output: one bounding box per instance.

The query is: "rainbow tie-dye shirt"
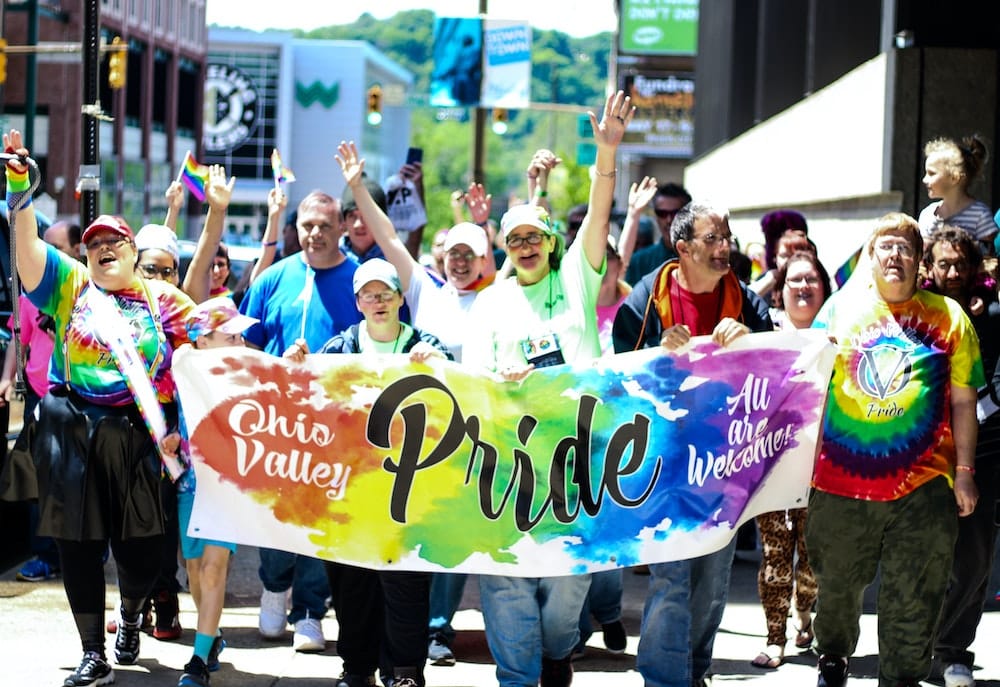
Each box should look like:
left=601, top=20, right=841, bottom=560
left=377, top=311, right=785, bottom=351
left=27, top=245, right=195, bottom=406
left=811, top=286, right=984, bottom=501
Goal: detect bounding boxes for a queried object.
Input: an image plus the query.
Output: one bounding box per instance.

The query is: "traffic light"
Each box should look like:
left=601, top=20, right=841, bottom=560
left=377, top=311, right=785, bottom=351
left=366, top=85, right=382, bottom=126
left=492, top=108, right=509, bottom=135
left=0, top=39, right=7, bottom=86
left=108, top=36, right=126, bottom=90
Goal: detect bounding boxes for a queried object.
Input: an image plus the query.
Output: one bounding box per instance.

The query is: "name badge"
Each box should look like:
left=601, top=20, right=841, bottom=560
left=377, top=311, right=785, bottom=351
left=521, top=333, right=565, bottom=368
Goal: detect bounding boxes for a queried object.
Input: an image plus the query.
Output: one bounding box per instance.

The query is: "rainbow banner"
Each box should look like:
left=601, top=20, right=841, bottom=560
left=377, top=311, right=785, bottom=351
left=173, top=329, right=835, bottom=576
left=270, top=148, right=296, bottom=185
left=179, top=151, right=209, bottom=202
left=834, top=246, right=862, bottom=289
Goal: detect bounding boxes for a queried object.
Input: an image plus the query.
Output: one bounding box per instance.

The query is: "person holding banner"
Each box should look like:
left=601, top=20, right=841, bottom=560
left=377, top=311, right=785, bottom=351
left=238, top=188, right=361, bottom=653
left=462, top=90, right=634, bottom=687
left=4, top=129, right=196, bottom=687
left=292, top=258, right=451, bottom=687
left=805, top=213, right=982, bottom=687
left=611, top=199, right=772, bottom=687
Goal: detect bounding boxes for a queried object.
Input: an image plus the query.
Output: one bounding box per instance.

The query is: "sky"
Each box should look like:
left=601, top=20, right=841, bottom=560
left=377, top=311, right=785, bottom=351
left=205, top=0, right=619, bottom=39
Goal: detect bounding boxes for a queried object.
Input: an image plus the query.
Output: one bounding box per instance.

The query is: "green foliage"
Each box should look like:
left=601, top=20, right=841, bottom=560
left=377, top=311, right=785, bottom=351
left=292, top=11, right=612, bottom=242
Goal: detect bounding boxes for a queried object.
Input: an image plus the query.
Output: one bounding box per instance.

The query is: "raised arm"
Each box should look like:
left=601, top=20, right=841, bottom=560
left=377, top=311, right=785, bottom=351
left=399, top=161, right=426, bottom=259
left=579, top=91, right=635, bottom=271
left=163, top=180, right=185, bottom=232
left=335, top=141, right=417, bottom=289
left=619, top=176, right=657, bottom=271
left=4, top=130, right=45, bottom=292
left=182, top=164, right=235, bottom=303
left=249, top=187, right=288, bottom=285
left=526, top=149, right=560, bottom=213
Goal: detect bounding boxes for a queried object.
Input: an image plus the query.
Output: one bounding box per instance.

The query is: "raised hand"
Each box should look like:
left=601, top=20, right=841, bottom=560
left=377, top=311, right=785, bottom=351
left=267, top=187, right=288, bottom=218
left=464, top=182, right=492, bottom=225
left=590, top=90, right=635, bottom=149
left=165, top=181, right=185, bottom=213
left=335, top=141, right=365, bottom=187
left=205, top=164, right=236, bottom=211
left=3, top=129, right=29, bottom=174
left=629, top=176, right=658, bottom=212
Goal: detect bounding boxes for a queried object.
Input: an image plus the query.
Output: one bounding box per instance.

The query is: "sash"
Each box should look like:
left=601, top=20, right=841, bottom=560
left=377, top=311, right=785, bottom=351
left=85, top=283, right=185, bottom=481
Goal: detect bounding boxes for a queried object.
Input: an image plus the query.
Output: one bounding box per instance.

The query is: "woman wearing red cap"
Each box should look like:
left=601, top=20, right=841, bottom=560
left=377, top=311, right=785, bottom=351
left=5, top=130, right=195, bottom=687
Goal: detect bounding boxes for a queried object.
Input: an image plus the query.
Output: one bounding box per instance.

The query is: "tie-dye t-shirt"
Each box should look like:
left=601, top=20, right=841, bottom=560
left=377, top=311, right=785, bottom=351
left=811, top=285, right=984, bottom=501
left=26, top=244, right=195, bottom=406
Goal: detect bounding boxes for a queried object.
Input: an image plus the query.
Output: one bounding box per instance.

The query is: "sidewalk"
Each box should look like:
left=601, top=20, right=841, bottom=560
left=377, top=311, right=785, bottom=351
left=3, top=544, right=1000, bottom=686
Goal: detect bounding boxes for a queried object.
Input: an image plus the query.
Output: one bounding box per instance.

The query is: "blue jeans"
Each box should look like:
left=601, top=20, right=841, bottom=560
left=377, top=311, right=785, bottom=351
left=579, top=568, right=623, bottom=641
left=479, top=574, right=591, bottom=687
left=636, top=538, right=736, bottom=687
left=428, top=572, right=467, bottom=639
left=258, top=548, right=328, bottom=623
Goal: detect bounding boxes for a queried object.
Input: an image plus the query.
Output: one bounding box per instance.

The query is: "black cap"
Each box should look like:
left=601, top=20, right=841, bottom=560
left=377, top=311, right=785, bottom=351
left=341, top=175, right=388, bottom=216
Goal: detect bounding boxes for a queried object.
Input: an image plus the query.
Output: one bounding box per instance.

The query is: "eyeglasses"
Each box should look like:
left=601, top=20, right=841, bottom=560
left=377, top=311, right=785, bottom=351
left=139, top=263, right=178, bottom=279
left=785, top=275, right=821, bottom=288
left=506, top=233, right=546, bottom=249
left=691, top=232, right=733, bottom=247
left=654, top=208, right=679, bottom=219
left=357, top=290, right=398, bottom=304
left=86, top=236, right=128, bottom=251
left=875, top=241, right=915, bottom=258
left=934, top=260, right=969, bottom=273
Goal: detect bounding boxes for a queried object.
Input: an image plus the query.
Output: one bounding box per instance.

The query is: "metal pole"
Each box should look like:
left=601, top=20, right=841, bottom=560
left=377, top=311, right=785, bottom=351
left=80, top=0, right=100, bottom=228
left=24, top=0, right=38, bottom=150
left=471, top=0, right=488, bottom=185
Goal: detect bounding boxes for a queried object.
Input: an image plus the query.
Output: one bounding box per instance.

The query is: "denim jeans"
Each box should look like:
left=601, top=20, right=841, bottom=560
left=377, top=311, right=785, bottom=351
left=636, top=538, right=737, bottom=687
left=428, top=572, right=468, bottom=639
left=258, top=548, right=328, bottom=623
left=579, top=568, right=623, bottom=641
left=479, top=574, right=591, bottom=687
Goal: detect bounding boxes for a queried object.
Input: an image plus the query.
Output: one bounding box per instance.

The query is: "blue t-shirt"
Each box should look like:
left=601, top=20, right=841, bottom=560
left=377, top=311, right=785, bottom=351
left=240, top=255, right=362, bottom=354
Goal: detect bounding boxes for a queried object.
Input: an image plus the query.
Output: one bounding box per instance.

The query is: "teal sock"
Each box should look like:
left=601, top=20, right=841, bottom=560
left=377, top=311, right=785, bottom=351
left=194, top=632, right=215, bottom=661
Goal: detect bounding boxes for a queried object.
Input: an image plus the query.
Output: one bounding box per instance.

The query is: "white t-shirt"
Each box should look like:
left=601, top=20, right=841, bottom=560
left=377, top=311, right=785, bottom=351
left=463, top=242, right=604, bottom=372
left=405, top=267, right=479, bottom=362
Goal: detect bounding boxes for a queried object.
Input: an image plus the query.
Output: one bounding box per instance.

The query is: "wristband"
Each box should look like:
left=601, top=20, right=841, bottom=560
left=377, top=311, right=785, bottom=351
left=535, top=189, right=548, bottom=198
left=956, top=464, right=975, bottom=475
left=262, top=240, right=278, bottom=247
left=594, top=168, right=617, bottom=178
left=5, top=166, right=30, bottom=192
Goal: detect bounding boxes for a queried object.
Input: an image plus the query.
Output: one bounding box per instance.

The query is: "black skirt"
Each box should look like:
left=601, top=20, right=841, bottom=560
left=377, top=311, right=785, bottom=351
left=33, top=387, right=175, bottom=541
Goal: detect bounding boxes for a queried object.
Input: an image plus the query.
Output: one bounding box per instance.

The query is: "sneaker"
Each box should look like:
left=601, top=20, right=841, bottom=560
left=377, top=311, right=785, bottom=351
left=206, top=631, right=225, bottom=672
left=178, top=655, right=210, bottom=687
left=258, top=589, right=288, bottom=639
left=601, top=619, right=627, bottom=653
left=292, top=616, right=325, bottom=652
left=540, top=655, right=573, bottom=687
left=114, top=608, right=142, bottom=665
left=817, top=654, right=848, bottom=687
left=152, top=590, right=183, bottom=640
left=944, top=663, right=975, bottom=687
left=63, top=651, right=115, bottom=687
left=16, top=556, right=60, bottom=582
left=335, top=673, right=376, bottom=687
left=428, top=632, right=455, bottom=666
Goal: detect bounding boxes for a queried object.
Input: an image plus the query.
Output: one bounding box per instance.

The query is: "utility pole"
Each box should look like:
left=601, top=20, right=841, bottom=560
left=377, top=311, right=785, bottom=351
left=471, top=0, right=487, bottom=185
left=80, top=0, right=100, bottom=228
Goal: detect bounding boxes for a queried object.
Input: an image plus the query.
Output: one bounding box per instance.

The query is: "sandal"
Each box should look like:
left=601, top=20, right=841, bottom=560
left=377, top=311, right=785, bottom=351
left=795, top=620, right=814, bottom=649
left=751, top=645, right=784, bottom=669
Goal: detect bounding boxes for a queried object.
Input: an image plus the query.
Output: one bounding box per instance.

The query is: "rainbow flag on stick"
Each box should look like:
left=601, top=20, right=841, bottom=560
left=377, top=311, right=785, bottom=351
left=271, top=148, right=296, bottom=188
left=834, top=246, right=862, bottom=288
left=177, top=150, right=209, bottom=202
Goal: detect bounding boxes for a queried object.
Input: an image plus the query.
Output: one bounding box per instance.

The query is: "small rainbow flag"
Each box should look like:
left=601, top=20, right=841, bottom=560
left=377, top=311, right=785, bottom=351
left=178, top=150, right=209, bottom=202
left=834, top=246, right=862, bottom=288
left=271, top=148, right=296, bottom=185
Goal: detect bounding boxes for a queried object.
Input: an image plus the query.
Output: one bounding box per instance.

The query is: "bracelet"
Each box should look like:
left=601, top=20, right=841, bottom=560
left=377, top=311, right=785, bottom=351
left=262, top=240, right=278, bottom=247
left=595, top=168, right=617, bottom=178
left=535, top=189, right=548, bottom=198
left=956, top=464, right=975, bottom=475
left=526, top=173, right=538, bottom=180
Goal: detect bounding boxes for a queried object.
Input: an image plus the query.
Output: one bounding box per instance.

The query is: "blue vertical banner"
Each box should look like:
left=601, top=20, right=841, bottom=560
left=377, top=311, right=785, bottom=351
left=429, top=17, right=484, bottom=107
left=480, top=19, right=532, bottom=108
